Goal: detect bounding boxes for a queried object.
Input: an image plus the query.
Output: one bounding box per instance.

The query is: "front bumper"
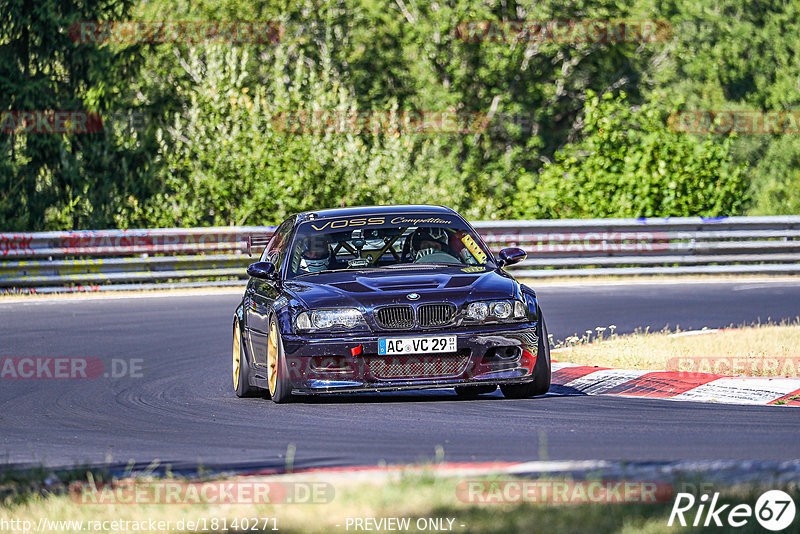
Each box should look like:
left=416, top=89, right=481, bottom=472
left=279, top=323, right=539, bottom=394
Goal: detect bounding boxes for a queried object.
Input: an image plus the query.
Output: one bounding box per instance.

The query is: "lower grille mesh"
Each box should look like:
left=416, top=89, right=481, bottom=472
left=369, top=353, right=470, bottom=379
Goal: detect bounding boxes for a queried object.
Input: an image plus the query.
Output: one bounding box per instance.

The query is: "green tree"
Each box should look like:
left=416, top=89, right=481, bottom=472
left=0, top=0, right=157, bottom=231
left=643, top=0, right=800, bottom=215
left=135, top=43, right=467, bottom=227
left=516, top=91, right=748, bottom=218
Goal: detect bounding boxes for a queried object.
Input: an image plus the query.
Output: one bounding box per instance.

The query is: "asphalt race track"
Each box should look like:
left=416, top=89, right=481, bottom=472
left=1, top=279, right=799, bottom=471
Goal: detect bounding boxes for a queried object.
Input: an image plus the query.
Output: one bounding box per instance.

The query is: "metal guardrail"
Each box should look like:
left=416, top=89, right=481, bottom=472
left=0, top=227, right=271, bottom=292
left=1, top=216, right=799, bottom=293
left=475, top=216, right=800, bottom=277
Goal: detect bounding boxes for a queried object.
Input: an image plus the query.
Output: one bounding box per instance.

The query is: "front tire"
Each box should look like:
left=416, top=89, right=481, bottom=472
left=501, top=310, right=552, bottom=399
left=233, top=320, right=256, bottom=397
left=267, top=317, right=293, bottom=403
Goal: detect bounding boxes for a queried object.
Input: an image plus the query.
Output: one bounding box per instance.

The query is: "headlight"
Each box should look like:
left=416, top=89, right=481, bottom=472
left=296, top=308, right=367, bottom=331
left=491, top=301, right=512, bottom=319
left=466, top=300, right=527, bottom=323
left=466, top=302, right=489, bottom=321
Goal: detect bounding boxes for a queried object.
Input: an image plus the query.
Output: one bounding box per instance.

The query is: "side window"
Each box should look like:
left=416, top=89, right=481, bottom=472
left=260, top=218, right=294, bottom=270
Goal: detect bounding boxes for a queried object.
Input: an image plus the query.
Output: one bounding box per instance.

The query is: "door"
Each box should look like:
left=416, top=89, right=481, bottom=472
left=245, top=217, right=294, bottom=368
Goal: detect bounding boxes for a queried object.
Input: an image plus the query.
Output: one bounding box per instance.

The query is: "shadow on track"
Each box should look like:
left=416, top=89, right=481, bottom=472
left=253, top=388, right=574, bottom=405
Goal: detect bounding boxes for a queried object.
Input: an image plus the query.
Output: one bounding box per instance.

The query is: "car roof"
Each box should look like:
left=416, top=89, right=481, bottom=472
left=297, top=205, right=457, bottom=221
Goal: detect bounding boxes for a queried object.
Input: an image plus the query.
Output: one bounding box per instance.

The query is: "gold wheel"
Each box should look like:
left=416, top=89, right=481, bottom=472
left=232, top=322, right=241, bottom=391
left=267, top=321, right=278, bottom=396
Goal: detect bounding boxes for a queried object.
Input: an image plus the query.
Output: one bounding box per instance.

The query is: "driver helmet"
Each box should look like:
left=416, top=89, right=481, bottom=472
left=298, top=236, right=330, bottom=273
left=411, top=229, right=448, bottom=260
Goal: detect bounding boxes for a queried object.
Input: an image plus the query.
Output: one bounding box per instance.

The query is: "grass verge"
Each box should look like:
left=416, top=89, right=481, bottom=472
left=552, top=321, right=800, bottom=376
left=1, top=467, right=797, bottom=533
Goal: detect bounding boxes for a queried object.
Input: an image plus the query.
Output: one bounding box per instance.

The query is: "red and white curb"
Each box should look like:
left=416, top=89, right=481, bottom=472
left=551, top=362, right=800, bottom=406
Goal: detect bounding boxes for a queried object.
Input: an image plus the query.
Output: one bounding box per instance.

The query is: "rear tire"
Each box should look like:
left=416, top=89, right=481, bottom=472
left=233, top=320, right=257, bottom=398
left=267, top=317, right=293, bottom=403
left=454, top=385, right=497, bottom=398
left=501, top=310, right=551, bottom=399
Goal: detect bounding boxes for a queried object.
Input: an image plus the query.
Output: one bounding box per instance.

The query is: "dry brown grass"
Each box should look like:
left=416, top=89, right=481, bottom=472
left=3, top=469, right=792, bottom=534
left=552, top=321, right=800, bottom=376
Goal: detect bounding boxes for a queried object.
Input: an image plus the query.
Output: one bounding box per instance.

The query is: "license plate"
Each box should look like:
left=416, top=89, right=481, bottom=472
left=378, top=335, right=457, bottom=355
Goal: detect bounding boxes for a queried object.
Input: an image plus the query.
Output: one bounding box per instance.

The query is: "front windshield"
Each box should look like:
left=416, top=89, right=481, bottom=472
left=287, top=213, right=492, bottom=278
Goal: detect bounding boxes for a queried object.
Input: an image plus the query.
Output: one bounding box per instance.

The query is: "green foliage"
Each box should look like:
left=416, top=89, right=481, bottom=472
left=134, top=44, right=466, bottom=226
left=0, top=0, right=158, bottom=231
left=516, top=92, right=748, bottom=218
left=644, top=0, right=800, bottom=216
left=1, top=0, right=798, bottom=231
left=748, top=136, right=800, bottom=215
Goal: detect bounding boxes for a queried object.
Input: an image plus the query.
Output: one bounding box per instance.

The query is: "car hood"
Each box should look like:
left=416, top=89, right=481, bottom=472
left=283, top=266, right=519, bottom=309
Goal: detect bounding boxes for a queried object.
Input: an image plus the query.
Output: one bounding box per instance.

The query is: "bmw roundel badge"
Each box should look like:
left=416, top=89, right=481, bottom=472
left=406, top=293, right=420, bottom=301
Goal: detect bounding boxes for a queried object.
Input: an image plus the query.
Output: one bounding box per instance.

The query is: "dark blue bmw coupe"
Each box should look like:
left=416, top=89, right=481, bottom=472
left=232, top=205, right=550, bottom=403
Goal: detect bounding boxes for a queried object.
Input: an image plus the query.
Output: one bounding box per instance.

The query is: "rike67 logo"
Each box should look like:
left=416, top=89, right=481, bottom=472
left=668, top=490, right=796, bottom=531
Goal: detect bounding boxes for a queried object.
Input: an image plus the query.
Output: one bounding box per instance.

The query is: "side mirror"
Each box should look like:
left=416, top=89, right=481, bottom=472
left=498, top=247, right=527, bottom=267
left=247, top=261, right=277, bottom=280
